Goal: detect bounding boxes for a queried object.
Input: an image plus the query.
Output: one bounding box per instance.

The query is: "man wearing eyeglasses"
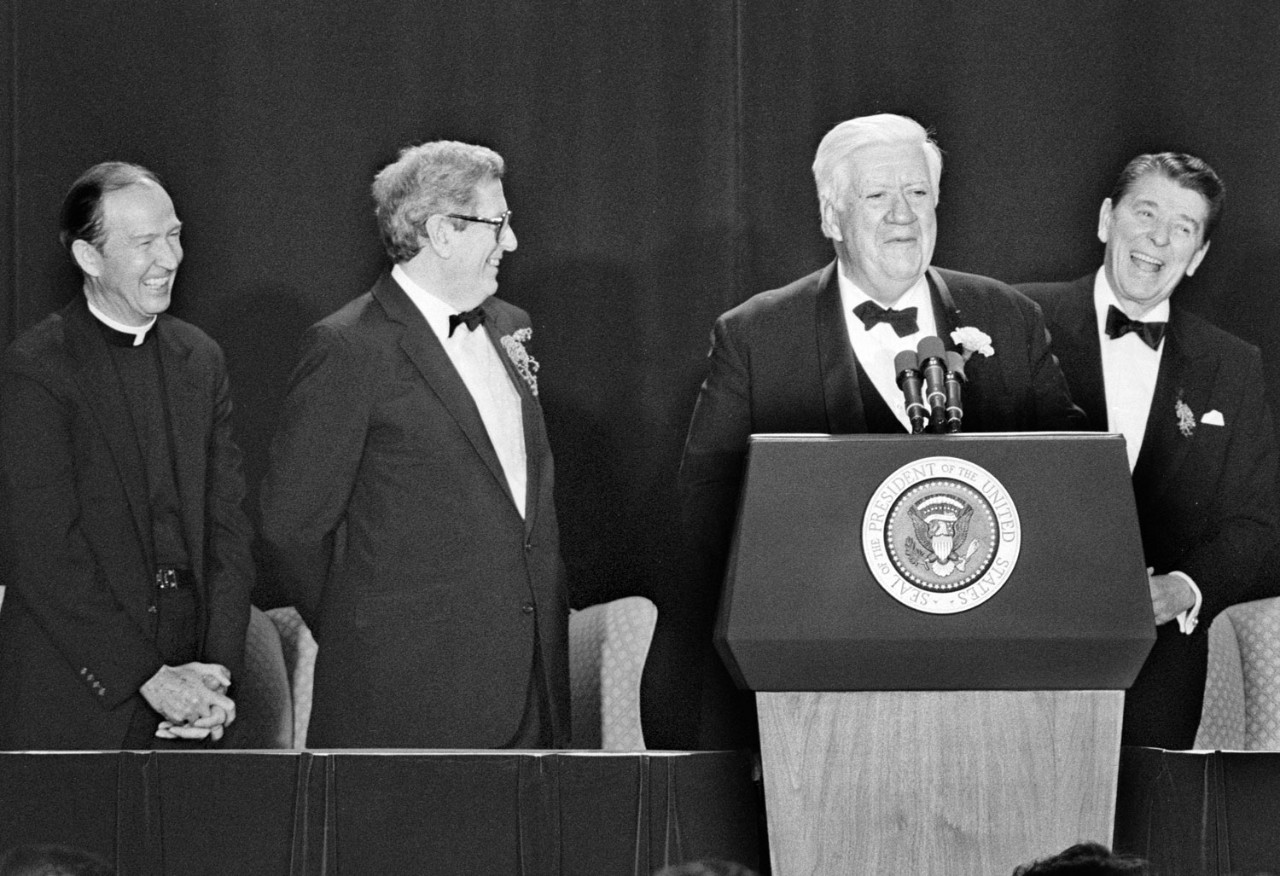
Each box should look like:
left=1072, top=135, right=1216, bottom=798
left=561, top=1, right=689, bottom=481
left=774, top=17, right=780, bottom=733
left=259, top=140, right=570, bottom=748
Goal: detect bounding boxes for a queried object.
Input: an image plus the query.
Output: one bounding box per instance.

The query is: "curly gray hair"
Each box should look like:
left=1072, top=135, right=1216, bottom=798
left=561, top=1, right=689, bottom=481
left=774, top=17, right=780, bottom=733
left=372, top=141, right=505, bottom=263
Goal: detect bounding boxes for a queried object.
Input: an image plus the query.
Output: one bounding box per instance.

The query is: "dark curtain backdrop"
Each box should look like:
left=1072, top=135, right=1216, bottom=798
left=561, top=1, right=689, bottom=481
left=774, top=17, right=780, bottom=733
left=3, top=0, right=1278, bottom=749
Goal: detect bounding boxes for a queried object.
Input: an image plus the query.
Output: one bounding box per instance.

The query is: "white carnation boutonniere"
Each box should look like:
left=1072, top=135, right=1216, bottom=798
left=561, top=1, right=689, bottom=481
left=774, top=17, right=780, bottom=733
left=1175, top=394, right=1196, bottom=438
left=500, top=327, right=540, bottom=397
left=950, top=326, right=995, bottom=362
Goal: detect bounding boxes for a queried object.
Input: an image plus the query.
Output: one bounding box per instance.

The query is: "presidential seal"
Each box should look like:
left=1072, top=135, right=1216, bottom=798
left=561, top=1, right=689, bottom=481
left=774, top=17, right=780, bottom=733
left=861, top=456, right=1021, bottom=614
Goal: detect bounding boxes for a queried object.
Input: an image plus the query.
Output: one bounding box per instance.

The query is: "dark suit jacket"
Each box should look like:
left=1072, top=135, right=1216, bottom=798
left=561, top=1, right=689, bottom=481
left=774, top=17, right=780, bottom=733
left=675, top=263, right=1083, bottom=748
left=258, top=272, right=570, bottom=748
left=1021, top=275, right=1280, bottom=747
left=0, top=297, right=254, bottom=750
left=680, top=262, right=1085, bottom=570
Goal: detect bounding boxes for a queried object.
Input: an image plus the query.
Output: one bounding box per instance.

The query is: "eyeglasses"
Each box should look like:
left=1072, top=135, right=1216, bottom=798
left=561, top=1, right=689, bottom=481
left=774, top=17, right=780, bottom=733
left=445, top=210, right=512, bottom=242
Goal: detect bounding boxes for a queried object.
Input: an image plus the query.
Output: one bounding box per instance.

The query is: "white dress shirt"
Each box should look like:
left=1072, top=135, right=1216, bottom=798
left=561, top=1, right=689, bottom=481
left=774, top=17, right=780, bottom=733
left=837, top=266, right=937, bottom=431
left=1093, top=269, right=1200, bottom=633
left=1094, top=270, right=1168, bottom=473
left=392, top=265, right=527, bottom=518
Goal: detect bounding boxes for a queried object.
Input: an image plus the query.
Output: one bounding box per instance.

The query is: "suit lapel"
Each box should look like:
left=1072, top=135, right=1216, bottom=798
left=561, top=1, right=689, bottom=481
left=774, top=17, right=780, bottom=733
left=64, top=301, right=155, bottom=570
left=156, top=322, right=207, bottom=583
left=373, top=276, right=514, bottom=509
left=927, top=267, right=960, bottom=350
left=815, top=263, right=868, bottom=434
left=928, top=268, right=989, bottom=428
left=1059, top=277, right=1109, bottom=430
left=1133, top=309, right=1214, bottom=502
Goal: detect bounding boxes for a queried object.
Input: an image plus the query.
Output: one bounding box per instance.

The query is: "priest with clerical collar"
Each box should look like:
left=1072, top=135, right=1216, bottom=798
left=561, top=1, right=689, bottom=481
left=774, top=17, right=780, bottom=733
left=0, top=161, right=254, bottom=750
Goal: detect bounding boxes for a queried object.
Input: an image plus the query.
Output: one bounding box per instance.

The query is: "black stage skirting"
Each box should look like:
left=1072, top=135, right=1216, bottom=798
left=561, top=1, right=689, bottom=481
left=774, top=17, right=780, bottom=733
left=1115, top=747, right=1280, bottom=875
left=10, top=746, right=1279, bottom=874
left=0, top=750, right=763, bottom=876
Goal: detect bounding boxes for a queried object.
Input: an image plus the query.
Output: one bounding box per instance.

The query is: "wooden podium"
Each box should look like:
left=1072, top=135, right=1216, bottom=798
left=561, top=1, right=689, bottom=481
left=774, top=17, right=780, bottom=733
left=715, top=433, right=1155, bottom=875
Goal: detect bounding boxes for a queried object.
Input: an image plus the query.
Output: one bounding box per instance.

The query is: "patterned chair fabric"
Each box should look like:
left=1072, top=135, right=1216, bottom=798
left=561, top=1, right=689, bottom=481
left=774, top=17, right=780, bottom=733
left=0, top=588, right=296, bottom=749
left=1195, top=596, right=1280, bottom=750
left=0, top=588, right=294, bottom=749
left=265, top=606, right=318, bottom=749
left=569, top=596, right=657, bottom=751
left=206, top=599, right=656, bottom=751
left=218, top=606, right=293, bottom=749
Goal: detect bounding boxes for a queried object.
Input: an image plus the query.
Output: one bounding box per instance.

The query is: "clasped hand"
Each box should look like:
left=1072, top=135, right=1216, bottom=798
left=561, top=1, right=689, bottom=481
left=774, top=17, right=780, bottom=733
left=140, top=662, right=235, bottom=741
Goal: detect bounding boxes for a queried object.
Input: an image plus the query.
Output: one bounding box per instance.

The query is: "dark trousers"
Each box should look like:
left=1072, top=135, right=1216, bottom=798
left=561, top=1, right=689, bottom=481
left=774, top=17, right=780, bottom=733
left=504, top=634, right=557, bottom=749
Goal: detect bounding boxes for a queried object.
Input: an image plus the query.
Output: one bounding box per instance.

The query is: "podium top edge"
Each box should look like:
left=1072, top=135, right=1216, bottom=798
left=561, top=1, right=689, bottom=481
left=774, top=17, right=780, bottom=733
left=747, top=431, right=1120, bottom=444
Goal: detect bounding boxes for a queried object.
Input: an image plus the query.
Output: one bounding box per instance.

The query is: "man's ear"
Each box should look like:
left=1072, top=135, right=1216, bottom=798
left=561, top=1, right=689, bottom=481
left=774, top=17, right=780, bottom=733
left=1096, top=199, right=1114, bottom=245
left=819, top=199, right=843, bottom=241
left=71, top=239, right=103, bottom=277
left=1186, top=239, right=1211, bottom=277
left=421, top=214, right=451, bottom=257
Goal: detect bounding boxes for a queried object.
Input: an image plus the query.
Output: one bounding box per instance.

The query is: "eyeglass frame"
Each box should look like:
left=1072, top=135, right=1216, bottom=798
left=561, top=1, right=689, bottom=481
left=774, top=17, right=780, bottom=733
left=444, top=210, right=512, bottom=242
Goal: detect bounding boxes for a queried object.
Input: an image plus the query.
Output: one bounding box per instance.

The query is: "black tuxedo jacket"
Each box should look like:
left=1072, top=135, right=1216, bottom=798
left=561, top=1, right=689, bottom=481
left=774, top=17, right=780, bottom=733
left=1021, top=276, right=1280, bottom=747
left=0, top=297, right=254, bottom=749
left=259, top=272, right=570, bottom=748
left=680, top=262, right=1085, bottom=570
left=674, top=263, right=1083, bottom=748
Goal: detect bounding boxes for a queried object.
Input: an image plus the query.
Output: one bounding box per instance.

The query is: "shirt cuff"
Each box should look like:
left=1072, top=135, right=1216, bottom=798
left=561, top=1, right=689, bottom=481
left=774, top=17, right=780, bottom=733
left=1168, top=570, right=1202, bottom=634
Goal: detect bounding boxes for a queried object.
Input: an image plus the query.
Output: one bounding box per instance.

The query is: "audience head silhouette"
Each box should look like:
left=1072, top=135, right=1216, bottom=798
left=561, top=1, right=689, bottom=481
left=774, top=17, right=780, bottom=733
left=1012, top=842, right=1147, bottom=875
left=0, top=844, right=114, bottom=876
left=653, top=860, right=759, bottom=876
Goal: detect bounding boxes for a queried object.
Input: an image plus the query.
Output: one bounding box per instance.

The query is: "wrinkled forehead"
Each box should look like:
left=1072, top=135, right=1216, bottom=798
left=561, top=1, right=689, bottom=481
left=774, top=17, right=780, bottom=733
left=854, top=141, right=930, bottom=175
left=1119, top=171, right=1211, bottom=220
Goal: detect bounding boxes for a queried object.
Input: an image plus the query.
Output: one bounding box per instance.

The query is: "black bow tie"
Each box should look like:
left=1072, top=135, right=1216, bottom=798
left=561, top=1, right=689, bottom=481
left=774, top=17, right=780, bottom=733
left=448, top=306, right=487, bottom=337
left=853, top=301, right=920, bottom=338
left=1105, top=305, right=1165, bottom=350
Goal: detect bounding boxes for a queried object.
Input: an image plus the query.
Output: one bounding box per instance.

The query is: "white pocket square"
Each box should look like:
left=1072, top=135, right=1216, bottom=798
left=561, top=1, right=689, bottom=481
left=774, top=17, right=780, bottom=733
left=1201, top=410, right=1225, bottom=426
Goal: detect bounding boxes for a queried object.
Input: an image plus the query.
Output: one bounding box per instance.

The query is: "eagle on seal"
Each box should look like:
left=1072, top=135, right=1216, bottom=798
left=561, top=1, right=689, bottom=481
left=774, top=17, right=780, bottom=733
left=905, top=502, right=975, bottom=576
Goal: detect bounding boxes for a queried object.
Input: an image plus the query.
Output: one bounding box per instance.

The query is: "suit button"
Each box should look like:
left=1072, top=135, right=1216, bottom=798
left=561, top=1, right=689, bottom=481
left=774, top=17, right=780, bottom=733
left=524, top=542, right=533, bottom=552
left=522, top=602, right=535, bottom=614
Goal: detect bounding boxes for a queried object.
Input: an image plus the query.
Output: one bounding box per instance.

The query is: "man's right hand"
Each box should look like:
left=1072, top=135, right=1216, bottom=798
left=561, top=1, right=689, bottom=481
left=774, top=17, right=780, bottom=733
left=140, top=662, right=236, bottom=728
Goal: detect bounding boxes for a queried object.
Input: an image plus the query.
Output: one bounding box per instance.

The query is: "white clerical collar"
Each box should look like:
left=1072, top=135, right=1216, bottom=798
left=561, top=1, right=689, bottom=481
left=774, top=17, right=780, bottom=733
left=86, top=298, right=155, bottom=346
left=1093, top=268, right=1170, bottom=333
left=836, top=264, right=931, bottom=315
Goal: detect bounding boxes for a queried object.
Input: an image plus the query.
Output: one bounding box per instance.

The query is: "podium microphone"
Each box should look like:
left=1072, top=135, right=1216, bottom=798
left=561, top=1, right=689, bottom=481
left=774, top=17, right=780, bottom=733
left=917, top=336, right=948, bottom=433
left=944, top=351, right=967, bottom=433
left=894, top=350, right=929, bottom=434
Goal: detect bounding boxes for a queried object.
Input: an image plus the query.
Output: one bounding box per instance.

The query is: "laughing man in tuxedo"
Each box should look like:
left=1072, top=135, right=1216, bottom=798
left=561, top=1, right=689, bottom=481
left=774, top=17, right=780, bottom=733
left=1020, top=153, right=1280, bottom=748
left=676, top=113, right=1084, bottom=747
left=259, top=141, right=569, bottom=748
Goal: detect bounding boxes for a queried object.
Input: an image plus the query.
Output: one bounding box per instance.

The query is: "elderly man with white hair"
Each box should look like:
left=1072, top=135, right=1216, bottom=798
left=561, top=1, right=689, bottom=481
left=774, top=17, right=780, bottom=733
left=676, top=113, right=1084, bottom=746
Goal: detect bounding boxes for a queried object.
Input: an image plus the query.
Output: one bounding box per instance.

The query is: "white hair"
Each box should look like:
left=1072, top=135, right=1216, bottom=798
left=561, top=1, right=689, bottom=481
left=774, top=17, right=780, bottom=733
left=812, top=113, right=943, bottom=212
